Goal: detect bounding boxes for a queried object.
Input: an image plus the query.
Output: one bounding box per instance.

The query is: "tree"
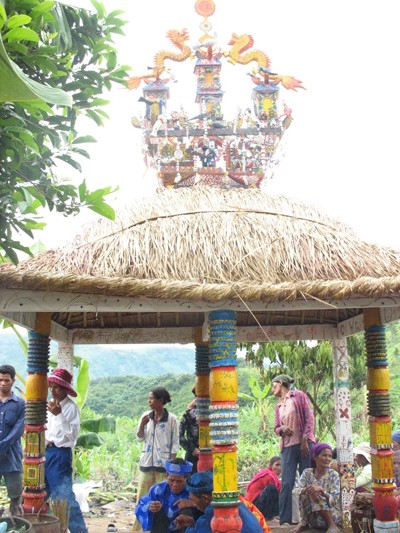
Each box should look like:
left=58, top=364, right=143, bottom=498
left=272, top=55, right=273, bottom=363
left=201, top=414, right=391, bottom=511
left=240, top=339, right=366, bottom=439
left=0, top=0, right=130, bottom=262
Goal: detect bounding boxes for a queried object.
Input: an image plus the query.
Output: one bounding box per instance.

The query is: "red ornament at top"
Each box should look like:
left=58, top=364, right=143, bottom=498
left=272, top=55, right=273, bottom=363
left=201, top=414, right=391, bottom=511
left=195, top=0, right=215, bottom=17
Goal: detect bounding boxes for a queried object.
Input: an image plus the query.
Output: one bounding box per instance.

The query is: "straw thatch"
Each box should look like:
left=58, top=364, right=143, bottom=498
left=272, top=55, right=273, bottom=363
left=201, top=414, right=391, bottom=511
left=1, top=187, right=400, bottom=303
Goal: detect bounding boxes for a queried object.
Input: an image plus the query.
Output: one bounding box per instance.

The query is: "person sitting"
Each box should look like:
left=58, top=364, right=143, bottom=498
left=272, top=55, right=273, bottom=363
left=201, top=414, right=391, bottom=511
left=293, top=443, right=341, bottom=533
left=394, top=449, right=400, bottom=489
left=245, top=456, right=281, bottom=520
left=353, top=442, right=372, bottom=492
left=174, top=470, right=267, bottom=533
left=392, top=430, right=400, bottom=452
left=134, top=458, right=194, bottom=532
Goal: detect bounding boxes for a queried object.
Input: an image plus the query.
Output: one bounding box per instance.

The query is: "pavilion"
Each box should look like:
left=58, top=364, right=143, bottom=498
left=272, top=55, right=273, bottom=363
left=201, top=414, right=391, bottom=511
left=1, top=0, right=399, bottom=530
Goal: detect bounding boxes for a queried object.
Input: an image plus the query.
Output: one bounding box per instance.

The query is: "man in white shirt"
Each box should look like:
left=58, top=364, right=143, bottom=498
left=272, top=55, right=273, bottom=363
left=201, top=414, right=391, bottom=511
left=45, top=368, right=88, bottom=533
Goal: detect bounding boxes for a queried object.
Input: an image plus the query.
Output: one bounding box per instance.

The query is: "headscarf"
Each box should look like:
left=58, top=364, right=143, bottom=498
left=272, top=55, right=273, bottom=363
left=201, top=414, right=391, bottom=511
left=311, top=442, right=332, bottom=467
left=245, top=466, right=281, bottom=502
left=186, top=471, right=213, bottom=494
left=392, top=430, right=400, bottom=443
left=272, top=374, right=295, bottom=389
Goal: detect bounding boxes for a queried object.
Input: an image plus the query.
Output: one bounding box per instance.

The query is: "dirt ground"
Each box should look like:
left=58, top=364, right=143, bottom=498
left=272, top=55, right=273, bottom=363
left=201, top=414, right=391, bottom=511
left=85, top=499, right=136, bottom=533
left=83, top=500, right=320, bottom=533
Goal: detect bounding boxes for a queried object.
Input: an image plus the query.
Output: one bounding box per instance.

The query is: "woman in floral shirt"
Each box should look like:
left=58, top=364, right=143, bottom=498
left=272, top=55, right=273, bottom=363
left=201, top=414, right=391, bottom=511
left=293, top=443, right=341, bottom=533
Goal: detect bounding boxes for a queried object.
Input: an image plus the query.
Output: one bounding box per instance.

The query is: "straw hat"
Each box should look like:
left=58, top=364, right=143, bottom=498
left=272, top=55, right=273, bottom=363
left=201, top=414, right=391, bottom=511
left=354, top=442, right=371, bottom=463
left=48, top=368, right=77, bottom=397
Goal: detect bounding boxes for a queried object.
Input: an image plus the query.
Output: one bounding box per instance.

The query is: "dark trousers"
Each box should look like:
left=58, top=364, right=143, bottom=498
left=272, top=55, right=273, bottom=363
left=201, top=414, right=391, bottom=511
left=151, top=508, right=187, bottom=533
left=279, top=443, right=311, bottom=525
left=45, top=446, right=88, bottom=533
left=254, top=484, right=279, bottom=520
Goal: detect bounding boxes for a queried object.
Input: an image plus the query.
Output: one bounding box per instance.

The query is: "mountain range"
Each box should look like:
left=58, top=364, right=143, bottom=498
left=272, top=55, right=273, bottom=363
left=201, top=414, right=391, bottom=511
left=0, top=331, right=196, bottom=378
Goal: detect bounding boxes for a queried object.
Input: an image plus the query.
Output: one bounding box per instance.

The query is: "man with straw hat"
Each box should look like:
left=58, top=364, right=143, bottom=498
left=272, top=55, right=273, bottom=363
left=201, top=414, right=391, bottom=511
left=45, top=368, right=88, bottom=533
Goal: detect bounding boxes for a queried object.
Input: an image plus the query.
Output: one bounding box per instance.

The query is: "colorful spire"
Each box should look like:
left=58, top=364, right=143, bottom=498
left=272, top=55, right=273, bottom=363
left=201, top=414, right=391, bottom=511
left=130, top=0, right=304, bottom=190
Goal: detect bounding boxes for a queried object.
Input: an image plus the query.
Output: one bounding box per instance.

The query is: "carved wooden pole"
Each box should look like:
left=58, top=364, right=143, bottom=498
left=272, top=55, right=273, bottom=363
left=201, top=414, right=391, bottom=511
left=57, top=342, right=74, bottom=374
left=208, top=310, right=241, bottom=533
left=363, top=309, right=399, bottom=532
left=332, top=337, right=355, bottom=531
left=23, top=313, right=51, bottom=513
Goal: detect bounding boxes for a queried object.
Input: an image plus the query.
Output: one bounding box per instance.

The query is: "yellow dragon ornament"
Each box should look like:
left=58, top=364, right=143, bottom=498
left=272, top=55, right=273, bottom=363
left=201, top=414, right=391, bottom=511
left=225, top=33, right=305, bottom=91
left=129, top=29, right=191, bottom=89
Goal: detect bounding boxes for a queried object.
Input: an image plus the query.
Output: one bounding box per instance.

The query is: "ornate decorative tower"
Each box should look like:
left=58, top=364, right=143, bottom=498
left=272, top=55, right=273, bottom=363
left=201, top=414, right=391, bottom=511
left=130, top=0, right=303, bottom=191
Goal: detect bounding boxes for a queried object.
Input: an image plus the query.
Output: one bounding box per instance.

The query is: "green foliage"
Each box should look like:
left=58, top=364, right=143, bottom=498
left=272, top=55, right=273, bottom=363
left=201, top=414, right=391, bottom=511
left=238, top=376, right=273, bottom=433
left=241, top=338, right=367, bottom=440
left=0, top=0, right=130, bottom=262
left=74, top=410, right=143, bottom=485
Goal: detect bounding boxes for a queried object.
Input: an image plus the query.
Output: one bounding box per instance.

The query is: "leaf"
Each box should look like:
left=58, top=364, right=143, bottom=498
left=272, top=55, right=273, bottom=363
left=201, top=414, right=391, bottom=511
left=106, top=51, right=116, bottom=71
left=76, top=432, right=104, bottom=448
left=72, top=135, right=97, bottom=144
left=0, top=3, right=6, bottom=29
left=88, top=201, right=115, bottom=220
left=3, top=27, right=40, bottom=42
left=80, top=417, right=116, bottom=433
left=78, top=180, right=87, bottom=202
left=31, top=1, right=55, bottom=14
left=90, top=0, right=106, bottom=18
left=6, top=15, right=32, bottom=29
left=24, top=186, right=46, bottom=207
left=75, top=356, right=90, bottom=409
left=0, top=36, right=72, bottom=105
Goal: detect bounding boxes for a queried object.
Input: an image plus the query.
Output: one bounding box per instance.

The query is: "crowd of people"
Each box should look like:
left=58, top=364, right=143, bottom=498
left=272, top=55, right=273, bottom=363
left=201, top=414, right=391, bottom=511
left=3, top=362, right=400, bottom=532
left=132, top=375, right=370, bottom=533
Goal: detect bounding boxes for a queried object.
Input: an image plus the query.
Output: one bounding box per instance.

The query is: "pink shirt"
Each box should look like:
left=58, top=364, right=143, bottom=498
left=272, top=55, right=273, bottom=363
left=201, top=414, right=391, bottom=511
left=274, top=389, right=315, bottom=451
left=278, top=394, right=301, bottom=447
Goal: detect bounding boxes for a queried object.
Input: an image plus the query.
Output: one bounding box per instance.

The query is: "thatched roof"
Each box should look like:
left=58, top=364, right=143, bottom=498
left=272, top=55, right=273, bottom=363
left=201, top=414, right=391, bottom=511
left=1, top=187, right=400, bottom=303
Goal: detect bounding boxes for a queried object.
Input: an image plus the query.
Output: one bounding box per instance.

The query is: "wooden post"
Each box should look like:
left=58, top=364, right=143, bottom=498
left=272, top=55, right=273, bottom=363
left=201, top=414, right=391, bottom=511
left=332, top=337, right=355, bottom=531
left=363, top=309, right=399, bottom=532
left=23, top=312, right=51, bottom=513
left=208, top=310, right=241, bottom=533
left=57, top=342, right=74, bottom=374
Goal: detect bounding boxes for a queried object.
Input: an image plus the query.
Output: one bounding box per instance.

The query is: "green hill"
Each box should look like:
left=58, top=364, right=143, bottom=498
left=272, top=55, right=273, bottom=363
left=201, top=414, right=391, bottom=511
left=0, top=331, right=196, bottom=378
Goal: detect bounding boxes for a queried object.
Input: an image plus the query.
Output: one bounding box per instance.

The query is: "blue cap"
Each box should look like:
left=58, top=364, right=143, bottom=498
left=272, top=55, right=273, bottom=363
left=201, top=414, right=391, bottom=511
left=186, top=471, right=213, bottom=494
left=165, top=460, right=193, bottom=475
left=392, top=430, right=400, bottom=443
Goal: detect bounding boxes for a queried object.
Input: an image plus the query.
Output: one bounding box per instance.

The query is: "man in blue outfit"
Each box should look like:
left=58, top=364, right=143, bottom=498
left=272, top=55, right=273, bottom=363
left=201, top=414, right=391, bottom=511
left=0, top=364, right=25, bottom=516
left=135, top=458, right=194, bottom=532
left=45, top=367, right=88, bottom=533
left=174, top=471, right=264, bottom=533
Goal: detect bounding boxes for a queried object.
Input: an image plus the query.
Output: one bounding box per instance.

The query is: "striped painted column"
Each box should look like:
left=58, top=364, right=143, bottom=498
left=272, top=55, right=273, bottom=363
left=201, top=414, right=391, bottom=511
left=195, top=341, right=213, bottom=472
left=208, top=310, right=241, bottom=533
left=23, top=314, right=51, bottom=513
left=363, top=309, right=399, bottom=532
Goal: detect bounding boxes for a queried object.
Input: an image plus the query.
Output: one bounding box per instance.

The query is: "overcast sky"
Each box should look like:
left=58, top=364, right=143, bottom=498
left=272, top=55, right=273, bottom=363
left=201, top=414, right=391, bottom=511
left=43, top=0, right=400, bottom=251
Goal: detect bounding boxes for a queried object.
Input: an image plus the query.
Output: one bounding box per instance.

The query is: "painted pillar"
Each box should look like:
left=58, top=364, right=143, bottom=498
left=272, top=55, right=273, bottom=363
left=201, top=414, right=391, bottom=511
left=194, top=334, right=212, bottom=472
left=332, top=337, right=355, bottom=531
left=208, top=310, right=241, bottom=533
left=57, top=342, right=74, bottom=374
left=23, top=313, right=51, bottom=513
left=363, top=309, right=399, bottom=532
